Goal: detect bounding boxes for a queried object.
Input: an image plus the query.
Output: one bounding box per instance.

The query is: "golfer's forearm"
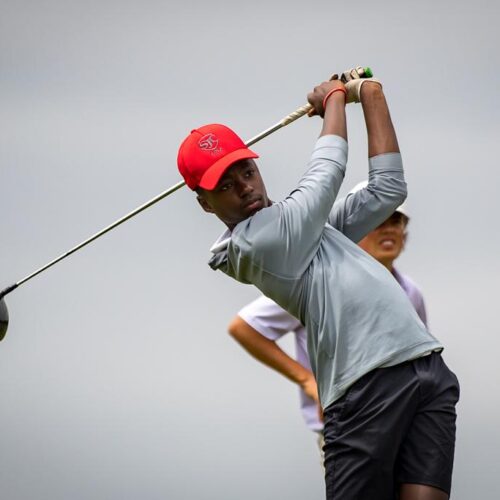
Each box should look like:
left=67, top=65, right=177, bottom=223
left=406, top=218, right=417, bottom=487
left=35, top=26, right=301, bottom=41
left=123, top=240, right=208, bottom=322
left=361, top=85, right=399, bottom=157
left=292, top=135, right=347, bottom=224
left=321, top=93, right=347, bottom=140
left=228, top=318, right=312, bottom=386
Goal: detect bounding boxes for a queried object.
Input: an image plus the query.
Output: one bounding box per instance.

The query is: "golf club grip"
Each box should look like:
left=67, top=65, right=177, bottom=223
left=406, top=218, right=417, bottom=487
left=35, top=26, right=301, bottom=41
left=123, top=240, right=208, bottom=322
left=244, top=103, right=313, bottom=146
left=281, top=104, right=313, bottom=126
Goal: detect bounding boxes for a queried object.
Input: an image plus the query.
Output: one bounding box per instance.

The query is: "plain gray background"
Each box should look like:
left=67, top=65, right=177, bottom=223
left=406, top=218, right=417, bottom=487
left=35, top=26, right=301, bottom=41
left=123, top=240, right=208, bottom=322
left=1, top=0, right=499, bottom=498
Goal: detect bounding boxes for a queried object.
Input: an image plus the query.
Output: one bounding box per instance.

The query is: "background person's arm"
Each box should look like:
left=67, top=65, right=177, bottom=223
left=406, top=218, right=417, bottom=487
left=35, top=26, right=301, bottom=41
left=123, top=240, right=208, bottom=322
left=228, top=315, right=319, bottom=404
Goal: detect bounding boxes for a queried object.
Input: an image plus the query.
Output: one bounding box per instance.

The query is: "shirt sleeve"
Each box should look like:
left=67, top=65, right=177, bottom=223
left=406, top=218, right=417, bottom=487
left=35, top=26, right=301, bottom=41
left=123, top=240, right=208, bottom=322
left=230, top=135, right=348, bottom=279
left=327, top=153, right=407, bottom=242
left=237, top=295, right=303, bottom=341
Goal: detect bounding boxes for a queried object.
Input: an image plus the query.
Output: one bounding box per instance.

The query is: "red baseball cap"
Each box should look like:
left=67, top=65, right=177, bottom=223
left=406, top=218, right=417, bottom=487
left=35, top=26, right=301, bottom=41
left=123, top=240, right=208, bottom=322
left=177, top=124, right=259, bottom=190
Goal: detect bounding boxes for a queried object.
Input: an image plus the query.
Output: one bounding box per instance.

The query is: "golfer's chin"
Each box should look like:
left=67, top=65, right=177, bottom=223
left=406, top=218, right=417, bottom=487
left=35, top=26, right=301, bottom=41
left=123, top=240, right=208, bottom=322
left=243, top=199, right=265, bottom=217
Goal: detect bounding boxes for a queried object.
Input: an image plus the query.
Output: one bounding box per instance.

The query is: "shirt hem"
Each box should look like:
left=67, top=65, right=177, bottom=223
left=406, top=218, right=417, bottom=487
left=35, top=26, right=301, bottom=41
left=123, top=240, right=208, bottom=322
left=321, top=340, right=444, bottom=408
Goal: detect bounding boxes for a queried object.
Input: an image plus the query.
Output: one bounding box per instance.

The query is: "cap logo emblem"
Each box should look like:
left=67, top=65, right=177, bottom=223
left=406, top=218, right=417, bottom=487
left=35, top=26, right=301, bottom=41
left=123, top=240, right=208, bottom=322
left=198, top=133, right=219, bottom=151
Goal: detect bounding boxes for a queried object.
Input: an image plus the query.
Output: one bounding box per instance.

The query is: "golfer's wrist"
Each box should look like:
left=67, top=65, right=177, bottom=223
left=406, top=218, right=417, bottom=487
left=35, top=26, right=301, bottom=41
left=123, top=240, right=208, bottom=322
left=360, top=81, right=383, bottom=102
left=322, top=87, right=347, bottom=110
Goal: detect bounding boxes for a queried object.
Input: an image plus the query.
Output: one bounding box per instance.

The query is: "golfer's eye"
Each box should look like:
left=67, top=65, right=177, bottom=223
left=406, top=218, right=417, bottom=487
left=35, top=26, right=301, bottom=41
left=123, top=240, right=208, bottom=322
left=219, top=182, right=232, bottom=191
left=245, top=169, right=254, bottom=178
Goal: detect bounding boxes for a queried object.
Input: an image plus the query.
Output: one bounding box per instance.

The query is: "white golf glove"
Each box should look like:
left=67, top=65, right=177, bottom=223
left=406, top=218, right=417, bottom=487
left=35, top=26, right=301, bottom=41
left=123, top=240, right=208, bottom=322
left=342, top=67, right=382, bottom=103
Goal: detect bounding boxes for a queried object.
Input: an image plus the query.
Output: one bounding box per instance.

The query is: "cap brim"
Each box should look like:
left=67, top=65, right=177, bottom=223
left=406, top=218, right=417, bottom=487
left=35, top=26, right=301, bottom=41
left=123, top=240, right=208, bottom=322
left=198, top=148, right=259, bottom=190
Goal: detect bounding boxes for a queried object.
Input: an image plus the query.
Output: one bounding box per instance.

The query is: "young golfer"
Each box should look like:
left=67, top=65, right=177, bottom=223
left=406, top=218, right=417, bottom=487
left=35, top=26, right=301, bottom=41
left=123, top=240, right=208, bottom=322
left=228, top=194, right=428, bottom=463
left=177, top=72, right=459, bottom=500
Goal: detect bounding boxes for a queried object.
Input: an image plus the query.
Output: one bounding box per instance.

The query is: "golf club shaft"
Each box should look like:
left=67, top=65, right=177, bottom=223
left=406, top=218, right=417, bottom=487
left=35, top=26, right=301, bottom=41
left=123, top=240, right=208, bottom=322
left=0, top=102, right=313, bottom=300
left=245, top=104, right=313, bottom=146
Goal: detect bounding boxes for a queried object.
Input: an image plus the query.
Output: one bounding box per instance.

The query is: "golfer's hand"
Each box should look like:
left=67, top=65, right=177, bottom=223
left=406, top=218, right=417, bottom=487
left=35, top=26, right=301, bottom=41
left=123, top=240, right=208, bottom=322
left=307, top=80, right=346, bottom=118
left=341, top=66, right=382, bottom=103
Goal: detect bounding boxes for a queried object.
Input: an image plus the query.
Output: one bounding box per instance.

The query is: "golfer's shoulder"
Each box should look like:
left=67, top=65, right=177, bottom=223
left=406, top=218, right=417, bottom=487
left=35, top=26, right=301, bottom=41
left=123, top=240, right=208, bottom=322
left=231, top=203, right=280, bottom=237
left=231, top=205, right=283, bottom=250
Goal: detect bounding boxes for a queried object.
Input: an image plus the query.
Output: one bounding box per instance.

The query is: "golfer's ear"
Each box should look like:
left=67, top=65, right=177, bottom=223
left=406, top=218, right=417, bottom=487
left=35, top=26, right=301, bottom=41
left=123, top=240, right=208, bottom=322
left=197, top=194, right=214, bottom=214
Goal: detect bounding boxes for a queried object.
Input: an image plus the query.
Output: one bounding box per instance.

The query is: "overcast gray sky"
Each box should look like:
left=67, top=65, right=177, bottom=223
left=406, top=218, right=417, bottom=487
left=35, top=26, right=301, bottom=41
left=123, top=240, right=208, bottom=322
left=1, top=0, right=499, bottom=498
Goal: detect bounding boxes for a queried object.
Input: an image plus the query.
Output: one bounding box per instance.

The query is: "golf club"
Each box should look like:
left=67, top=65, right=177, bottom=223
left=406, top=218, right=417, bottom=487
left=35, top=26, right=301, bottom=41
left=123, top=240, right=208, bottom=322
left=0, top=67, right=373, bottom=340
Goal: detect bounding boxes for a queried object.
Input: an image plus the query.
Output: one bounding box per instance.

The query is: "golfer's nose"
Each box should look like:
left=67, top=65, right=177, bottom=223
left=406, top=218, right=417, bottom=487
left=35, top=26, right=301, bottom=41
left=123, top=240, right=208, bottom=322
left=238, top=178, right=254, bottom=196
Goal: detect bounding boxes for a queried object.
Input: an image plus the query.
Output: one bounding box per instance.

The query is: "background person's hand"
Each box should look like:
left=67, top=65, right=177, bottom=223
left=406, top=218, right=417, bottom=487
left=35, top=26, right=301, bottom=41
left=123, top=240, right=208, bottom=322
left=300, top=372, right=320, bottom=403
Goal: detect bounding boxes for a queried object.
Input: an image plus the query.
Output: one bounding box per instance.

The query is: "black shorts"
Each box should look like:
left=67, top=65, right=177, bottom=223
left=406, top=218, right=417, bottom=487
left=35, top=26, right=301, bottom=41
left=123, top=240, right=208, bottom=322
left=323, top=352, right=460, bottom=500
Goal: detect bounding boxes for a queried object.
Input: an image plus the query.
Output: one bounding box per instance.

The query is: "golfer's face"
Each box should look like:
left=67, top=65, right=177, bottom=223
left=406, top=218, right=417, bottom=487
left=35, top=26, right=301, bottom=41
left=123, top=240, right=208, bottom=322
left=198, top=159, right=269, bottom=229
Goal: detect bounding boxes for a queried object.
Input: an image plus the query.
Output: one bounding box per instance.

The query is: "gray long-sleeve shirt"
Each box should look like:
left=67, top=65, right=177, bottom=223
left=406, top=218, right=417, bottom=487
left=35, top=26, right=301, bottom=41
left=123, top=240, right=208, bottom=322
left=209, top=135, right=442, bottom=409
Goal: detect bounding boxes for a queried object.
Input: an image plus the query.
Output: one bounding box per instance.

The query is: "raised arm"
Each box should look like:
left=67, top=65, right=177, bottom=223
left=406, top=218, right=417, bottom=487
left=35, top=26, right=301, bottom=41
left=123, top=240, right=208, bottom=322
left=230, top=81, right=349, bottom=279
left=362, top=82, right=399, bottom=156
left=328, top=82, right=407, bottom=242
left=310, top=80, right=348, bottom=141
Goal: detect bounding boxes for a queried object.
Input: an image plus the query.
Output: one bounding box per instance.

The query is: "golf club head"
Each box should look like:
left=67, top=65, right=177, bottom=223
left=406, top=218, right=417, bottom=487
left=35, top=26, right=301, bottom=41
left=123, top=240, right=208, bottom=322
left=0, top=297, right=9, bottom=341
